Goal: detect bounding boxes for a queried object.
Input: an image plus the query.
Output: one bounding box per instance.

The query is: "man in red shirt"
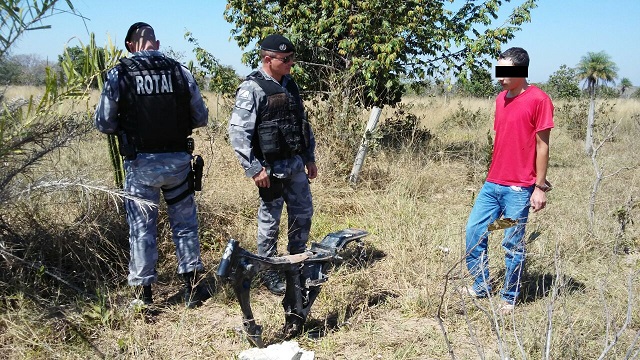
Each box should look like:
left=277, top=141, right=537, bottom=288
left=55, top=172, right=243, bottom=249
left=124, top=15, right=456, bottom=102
left=463, top=47, right=554, bottom=314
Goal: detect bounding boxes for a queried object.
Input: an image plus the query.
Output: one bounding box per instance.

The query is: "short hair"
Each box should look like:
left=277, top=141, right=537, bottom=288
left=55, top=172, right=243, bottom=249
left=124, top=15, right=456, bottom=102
left=260, top=49, right=272, bottom=58
left=259, top=49, right=278, bottom=62
left=125, top=22, right=155, bottom=51
left=499, top=47, right=529, bottom=67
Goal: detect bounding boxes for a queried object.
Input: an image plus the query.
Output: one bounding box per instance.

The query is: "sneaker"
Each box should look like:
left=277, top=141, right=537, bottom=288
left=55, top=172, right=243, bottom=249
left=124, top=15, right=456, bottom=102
left=129, top=285, right=153, bottom=311
left=262, top=270, right=286, bottom=296
left=132, top=285, right=153, bottom=304
left=458, top=286, right=486, bottom=299
left=499, top=301, right=515, bottom=315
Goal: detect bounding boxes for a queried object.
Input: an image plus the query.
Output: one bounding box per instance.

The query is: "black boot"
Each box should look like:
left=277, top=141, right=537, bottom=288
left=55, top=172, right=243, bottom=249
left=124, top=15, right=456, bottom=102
left=182, top=271, right=201, bottom=309
left=262, top=270, right=285, bottom=296
left=142, top=285, right=153, bottom=305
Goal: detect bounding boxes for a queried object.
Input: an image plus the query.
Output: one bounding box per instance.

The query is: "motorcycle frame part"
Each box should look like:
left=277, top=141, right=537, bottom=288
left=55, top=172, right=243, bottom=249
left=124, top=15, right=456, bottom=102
left=218, top=228, right=368, bottom=347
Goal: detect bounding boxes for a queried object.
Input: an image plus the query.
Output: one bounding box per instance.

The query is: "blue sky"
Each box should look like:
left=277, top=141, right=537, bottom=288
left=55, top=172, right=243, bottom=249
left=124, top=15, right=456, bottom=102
left=14, top=0, right=640, bottom=86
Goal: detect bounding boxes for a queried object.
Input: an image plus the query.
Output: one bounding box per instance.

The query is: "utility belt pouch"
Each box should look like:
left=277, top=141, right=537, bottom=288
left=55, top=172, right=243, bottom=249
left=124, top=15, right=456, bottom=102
left=257, top=121, right=281, bottom=157
left=192, top=155, right=204, bottom=191
left=118, top=132, right=137, bottom=160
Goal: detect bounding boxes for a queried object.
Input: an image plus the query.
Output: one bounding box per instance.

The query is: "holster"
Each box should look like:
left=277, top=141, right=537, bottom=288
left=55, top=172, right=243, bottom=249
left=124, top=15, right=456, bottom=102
left=258, top=176, right=284, bottom=202
left=118, top=132, right=137, bottom=160
left=192, top=155, right=204, bottom=191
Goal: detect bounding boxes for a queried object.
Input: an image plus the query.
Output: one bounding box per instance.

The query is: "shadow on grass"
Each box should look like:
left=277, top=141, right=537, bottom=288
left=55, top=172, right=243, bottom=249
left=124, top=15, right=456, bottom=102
left=519, top=271, right=586, bottom=304
left=165, top=274, right=218, bottom=307
left=301, top=289, right=399, bottom=341
left=332, top=243, right=387, bottom=271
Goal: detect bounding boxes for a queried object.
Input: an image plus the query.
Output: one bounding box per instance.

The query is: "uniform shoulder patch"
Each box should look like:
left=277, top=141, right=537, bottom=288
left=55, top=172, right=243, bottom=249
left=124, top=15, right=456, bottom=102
left=237, top=89, right=251, bottom=100
left=234, top=88, right=254, bottom=111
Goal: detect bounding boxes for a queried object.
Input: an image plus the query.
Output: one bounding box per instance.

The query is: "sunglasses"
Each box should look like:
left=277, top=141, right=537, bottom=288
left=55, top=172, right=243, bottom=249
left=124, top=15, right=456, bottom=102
left=271, top=54, right=295, bottom=63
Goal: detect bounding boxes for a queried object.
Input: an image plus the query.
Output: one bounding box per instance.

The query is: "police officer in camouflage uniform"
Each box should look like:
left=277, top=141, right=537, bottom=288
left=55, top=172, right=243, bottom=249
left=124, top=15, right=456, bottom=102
left=228, top=34, right=317, bottom=295
left=94, top=22, right=209, bottom=308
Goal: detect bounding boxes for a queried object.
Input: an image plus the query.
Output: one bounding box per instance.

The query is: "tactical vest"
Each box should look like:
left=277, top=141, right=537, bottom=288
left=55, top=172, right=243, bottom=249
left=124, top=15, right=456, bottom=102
left=248, top=71, right=310, bottom=164
left=117, top=55, right=191, bottom=153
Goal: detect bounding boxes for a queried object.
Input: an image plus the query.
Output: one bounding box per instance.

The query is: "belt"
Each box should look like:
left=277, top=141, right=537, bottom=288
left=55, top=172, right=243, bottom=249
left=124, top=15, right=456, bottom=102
left=264, top=151, right=300, bottom=163
left=136, top=144, right=189, bottom=153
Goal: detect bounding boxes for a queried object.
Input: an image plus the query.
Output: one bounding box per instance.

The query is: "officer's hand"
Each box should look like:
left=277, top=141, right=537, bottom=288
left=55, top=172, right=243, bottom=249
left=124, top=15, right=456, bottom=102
left=253, top=167, right=270, bottom=188
left=306, top=162, right=318, bottom=180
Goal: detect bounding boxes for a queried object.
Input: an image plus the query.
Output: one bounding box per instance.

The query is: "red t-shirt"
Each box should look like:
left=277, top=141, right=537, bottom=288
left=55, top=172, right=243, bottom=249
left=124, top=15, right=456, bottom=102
left=486, top=85, right=554, bottom=187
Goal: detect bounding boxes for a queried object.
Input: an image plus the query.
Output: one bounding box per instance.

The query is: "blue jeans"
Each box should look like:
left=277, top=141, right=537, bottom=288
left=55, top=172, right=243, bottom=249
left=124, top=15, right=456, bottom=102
left=465, top=181, right=533, bottom=304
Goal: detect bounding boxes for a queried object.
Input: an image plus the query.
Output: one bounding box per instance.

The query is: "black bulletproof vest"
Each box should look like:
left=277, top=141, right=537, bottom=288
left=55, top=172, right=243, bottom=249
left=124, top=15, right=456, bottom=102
left=248, top=71, right=310, bottom=163
left=117, top=55, right=191, bottom=152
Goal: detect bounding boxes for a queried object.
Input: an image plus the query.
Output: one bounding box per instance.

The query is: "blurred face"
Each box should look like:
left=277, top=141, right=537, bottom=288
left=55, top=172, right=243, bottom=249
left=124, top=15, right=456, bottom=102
left=496, top=58, right=526, bottom=92
left=265, top=52, right=295, bottom=80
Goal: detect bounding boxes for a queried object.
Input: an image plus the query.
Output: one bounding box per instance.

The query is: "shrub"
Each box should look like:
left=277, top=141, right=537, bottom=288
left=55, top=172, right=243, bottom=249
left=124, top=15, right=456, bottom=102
left=377, top=103, right=434, bottom=150
left=554, top=99, right=589, bottom=140
left=438, top=101, right=489, bottom=131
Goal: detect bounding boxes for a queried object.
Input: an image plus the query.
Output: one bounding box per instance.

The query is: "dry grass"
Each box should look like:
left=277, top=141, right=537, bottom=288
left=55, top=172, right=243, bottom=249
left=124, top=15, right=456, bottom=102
left=1, top=87, right=640, bottom=359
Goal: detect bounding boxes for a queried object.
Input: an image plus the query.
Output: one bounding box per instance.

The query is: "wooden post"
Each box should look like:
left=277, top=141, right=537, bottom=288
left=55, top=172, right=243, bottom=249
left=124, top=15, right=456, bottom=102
left=349, top=106, right=382, bottom=185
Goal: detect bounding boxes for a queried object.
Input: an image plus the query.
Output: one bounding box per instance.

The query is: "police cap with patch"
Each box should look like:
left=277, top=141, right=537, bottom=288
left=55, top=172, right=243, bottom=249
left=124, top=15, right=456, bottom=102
left=125, top=22, right=152, bottom=51
left=259, top=34, right=295, bottom=53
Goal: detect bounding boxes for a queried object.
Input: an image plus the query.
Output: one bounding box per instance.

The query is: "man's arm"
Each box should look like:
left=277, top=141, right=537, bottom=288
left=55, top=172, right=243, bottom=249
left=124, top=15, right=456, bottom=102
left=228, top=81, right=264, bottom=179
left=302, top=118, right=317, bottom=179
left=530, top=128, right=551, bottom=212
left=181, top=66, right=208, bottom=129
left=94, top=68, right=120, bottom=134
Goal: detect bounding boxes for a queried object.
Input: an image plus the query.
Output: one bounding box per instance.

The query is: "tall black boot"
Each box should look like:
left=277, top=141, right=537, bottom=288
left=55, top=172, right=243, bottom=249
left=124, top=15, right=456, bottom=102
left=182, top=271, right=200, bottom=308
left=142, top=285, right=153, bottom=304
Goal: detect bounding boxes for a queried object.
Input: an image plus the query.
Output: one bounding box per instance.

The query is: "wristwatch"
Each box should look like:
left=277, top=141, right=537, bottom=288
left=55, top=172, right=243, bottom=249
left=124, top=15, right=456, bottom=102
left=535, top=181, right=552, bottom=192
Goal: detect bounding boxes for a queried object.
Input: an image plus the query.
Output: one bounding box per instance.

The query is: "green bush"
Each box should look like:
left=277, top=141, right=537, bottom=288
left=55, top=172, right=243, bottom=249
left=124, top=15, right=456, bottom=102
left=377, top=103, right=434, bottom=150
left=438, top=102, right=490, bottom=131
left=540, top=64, right=581, bottom=100
left=554, top=99, right=588, bottom=140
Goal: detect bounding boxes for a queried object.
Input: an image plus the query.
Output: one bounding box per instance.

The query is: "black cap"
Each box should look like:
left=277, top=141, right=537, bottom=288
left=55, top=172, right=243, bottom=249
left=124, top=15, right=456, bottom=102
left=124, top=22, right=152, bottom=51
left=259, top=34, right=295, bottom=53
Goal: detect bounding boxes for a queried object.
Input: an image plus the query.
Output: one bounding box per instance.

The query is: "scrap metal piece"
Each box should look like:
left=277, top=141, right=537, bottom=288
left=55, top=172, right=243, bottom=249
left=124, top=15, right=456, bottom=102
left=216, top=228, right=369, bottom=347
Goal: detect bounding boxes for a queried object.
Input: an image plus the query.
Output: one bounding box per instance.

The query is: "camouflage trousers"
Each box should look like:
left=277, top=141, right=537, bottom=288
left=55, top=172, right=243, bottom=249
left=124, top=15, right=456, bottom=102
left=257, top=156, right=313, bottom=257
left=123, top=152, right=204, bottom=286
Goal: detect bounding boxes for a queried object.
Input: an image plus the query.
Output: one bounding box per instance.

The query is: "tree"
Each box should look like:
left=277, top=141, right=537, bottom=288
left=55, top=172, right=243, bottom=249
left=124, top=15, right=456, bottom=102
left=619, top=77, right=632, bottom=96
left=0, top=0, right=75, bottom=59
left=8, top=54, right=51, bottom=85
left=0, top=55, right=22, bottom=84
left=58, top=45, right=106, bottom=88
left=576, top=51, right=618, bottom=155
left=542, top=64, right=581, bottom=100
left=457, top=66, right=500, bottom=98
left=224, top=0, right=538, bottom=107
left=184, top=32, right=241, bottom=96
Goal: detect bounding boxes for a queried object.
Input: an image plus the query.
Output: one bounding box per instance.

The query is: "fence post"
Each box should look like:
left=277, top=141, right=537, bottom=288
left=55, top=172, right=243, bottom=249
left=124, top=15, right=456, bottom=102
left=349, top=106, right=382, bottom=185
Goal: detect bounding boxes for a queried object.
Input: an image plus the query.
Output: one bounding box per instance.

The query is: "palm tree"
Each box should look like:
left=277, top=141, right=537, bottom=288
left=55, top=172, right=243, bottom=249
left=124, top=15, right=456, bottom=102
left=620, top=77, right=633, bottom=96
left=576, top=51, right=618, bottom=155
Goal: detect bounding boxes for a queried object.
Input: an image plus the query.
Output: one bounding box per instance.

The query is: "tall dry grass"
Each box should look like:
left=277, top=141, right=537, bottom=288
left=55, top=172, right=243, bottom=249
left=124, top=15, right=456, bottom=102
left=1, top=87, right=639, bottom=359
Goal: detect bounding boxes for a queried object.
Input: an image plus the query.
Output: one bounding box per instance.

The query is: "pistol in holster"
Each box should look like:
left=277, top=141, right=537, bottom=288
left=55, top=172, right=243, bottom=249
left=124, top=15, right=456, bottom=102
left=258, top=173, right=284, bottom=202
left=192, top=155, right=204, bottom=191
left=118, top=131, right=137, bottom=160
